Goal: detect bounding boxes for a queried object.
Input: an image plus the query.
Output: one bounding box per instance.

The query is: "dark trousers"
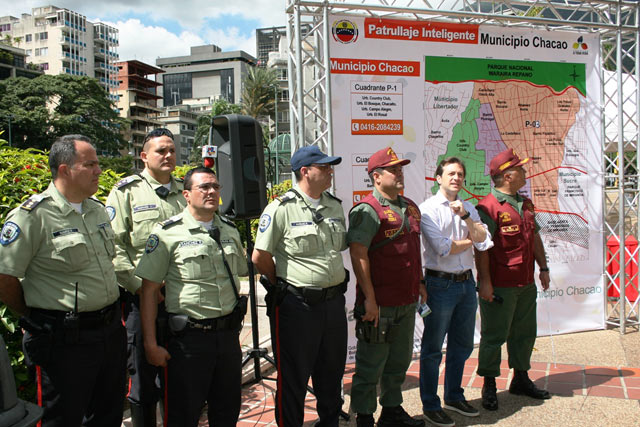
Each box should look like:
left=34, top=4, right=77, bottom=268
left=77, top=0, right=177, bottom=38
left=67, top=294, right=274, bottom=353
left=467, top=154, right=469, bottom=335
left=23, top=307, right=127, bottom=427
left=271, top=293, right=347, bottom=427
left=477, top=283, right=538, bottom=377
left=123, top=295, right=163, bottom=405
left=165, top=327, right=242, bottom=427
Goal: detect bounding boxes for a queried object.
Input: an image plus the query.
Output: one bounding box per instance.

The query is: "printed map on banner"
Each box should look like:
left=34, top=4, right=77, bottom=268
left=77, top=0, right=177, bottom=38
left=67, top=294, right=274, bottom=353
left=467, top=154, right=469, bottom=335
left=423, top=56, right=590, bottom=264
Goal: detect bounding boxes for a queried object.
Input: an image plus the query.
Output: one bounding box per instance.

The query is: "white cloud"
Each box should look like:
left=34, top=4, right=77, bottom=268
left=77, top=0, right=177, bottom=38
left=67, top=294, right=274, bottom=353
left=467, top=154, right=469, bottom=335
left=202, top=27, right=256, bottom=56
left=111, top=19, right=206, bottom=66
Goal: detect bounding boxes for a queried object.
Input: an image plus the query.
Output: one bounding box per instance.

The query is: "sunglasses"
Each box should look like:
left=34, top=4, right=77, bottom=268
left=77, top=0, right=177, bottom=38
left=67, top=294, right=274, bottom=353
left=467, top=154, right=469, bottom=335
left=144, top=128, right=174, bottom=143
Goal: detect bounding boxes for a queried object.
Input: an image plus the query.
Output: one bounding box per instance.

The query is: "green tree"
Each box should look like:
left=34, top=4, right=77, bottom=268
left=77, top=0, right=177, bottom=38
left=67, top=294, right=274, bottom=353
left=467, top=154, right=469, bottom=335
left=241, top=67, right=277, bottom=119
left=0, top=74, right=128, bottom=152
left=190, top=99, right=242, bottom=164
left=99, top=155, right=134, bottom=176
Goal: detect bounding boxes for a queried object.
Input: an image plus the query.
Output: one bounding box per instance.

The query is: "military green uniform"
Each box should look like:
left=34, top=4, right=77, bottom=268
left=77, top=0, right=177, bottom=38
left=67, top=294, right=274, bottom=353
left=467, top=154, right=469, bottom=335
left=105, top=170, right=185, bottom=412
left=135, top=209, right=247, bottom=427
left=254, top=185, right=348, bottom=426
left=0, top=182, right=126, bottom=426
left=347, top=187, right=419, bottom=415
left=476, top=188, right=540, bottom=378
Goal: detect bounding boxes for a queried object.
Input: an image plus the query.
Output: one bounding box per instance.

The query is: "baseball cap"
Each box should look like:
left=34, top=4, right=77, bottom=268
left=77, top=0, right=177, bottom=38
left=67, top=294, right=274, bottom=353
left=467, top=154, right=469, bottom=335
left=290, top=145, right=342, bottom=171
left=367, top=147, right=410, bottom=173
left=489, top=148, right=530, bottom=176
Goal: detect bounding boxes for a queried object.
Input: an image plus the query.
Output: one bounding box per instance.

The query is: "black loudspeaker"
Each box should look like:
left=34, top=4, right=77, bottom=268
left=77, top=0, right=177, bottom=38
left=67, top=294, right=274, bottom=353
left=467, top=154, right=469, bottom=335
left=211, top=114, right=267, bottom=219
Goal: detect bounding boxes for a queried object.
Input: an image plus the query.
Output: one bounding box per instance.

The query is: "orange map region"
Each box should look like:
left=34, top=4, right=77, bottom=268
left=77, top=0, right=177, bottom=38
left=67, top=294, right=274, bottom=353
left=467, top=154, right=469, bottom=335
left=473, top=82, right=580, bottom=211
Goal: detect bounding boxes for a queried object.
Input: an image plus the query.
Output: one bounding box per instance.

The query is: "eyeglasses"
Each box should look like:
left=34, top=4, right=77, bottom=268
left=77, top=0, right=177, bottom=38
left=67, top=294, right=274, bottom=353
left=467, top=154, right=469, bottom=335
left=190, top=183, right=222, bottom=193
left=144, top=128, right=174, bottom=143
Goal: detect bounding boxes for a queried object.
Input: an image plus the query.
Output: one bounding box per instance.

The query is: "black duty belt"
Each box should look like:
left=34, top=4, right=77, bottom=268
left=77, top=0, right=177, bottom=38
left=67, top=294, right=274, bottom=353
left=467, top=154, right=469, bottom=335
left=285, top=283, right=345, bottom=306
left=30, top=301, right=118, bottom=329
left=426, top=269, right=472, bottom=282
left=185, top=312, right=235, bottom=332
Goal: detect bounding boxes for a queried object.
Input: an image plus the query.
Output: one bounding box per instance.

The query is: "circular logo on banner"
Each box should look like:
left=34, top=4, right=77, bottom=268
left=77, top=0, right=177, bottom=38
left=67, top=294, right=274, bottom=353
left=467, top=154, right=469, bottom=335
left=145, top=234, right=159, bottom=253
left=258, top=214, right=271, bottom=232
left=332, top=20, right=358, bottom=44
left=0, top=221, right=20, bottom=246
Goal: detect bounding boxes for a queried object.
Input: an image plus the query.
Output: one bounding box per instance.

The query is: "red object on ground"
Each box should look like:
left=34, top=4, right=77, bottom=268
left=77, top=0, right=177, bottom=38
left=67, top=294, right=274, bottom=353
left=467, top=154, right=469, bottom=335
left=606, top=235, right=640, bottom=302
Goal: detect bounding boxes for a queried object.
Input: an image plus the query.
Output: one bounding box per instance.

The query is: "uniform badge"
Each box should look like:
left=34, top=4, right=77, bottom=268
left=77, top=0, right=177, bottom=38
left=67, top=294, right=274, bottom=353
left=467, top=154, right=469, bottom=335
left=501, top=225, right=520, bottom=233
left=407, top=205, right=421, bottom=220
left=0, top=221, right=20, bottom=246
left=106, top=206, right=116, bottom=221
left=145, top=234, right=160, bottom=253
left=259, top=214, right=271, bottom=232
left=499, top=212, right=512, bottom=223
left=383, top=209, right=397, bottom=222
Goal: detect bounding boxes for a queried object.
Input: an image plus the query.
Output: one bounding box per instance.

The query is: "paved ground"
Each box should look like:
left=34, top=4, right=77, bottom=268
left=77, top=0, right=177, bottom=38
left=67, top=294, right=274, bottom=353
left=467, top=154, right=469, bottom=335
left=123, top=280, right=640, bottom=426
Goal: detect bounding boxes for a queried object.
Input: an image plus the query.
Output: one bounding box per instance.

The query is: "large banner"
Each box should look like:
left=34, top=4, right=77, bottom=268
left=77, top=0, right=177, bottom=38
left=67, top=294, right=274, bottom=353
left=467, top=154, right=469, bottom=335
left=328, top=16, right=604, bottom=360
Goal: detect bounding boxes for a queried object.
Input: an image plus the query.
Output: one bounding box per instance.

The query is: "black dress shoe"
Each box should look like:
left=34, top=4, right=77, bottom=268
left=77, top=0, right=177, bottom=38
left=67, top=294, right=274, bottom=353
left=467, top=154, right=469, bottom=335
left=378, top=406, right=425, bottom=427
left=481, top=377, right=498, bottom=411
left=509, top=370, right=551, bottom=399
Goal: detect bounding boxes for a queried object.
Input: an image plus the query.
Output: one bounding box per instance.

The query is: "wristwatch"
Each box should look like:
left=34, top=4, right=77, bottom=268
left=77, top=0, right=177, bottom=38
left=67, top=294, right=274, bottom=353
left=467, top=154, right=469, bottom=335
left=540, top=267, right=550, bottom=272
left=460, top=212, right=471, bottom=220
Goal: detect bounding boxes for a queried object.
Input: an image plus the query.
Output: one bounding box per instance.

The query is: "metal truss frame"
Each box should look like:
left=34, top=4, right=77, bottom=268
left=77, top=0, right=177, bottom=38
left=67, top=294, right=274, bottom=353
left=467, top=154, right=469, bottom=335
left=286, top=0, right=639, bottom=332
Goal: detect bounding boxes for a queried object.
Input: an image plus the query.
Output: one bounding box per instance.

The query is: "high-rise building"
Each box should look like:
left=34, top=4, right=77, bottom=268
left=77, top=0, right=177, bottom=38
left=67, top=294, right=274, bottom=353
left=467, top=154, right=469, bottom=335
left=156, top=44, right=256, bottom=107
left=0, top=5, right=119, bottom=100
left=115, top=60, right=164, bottom=170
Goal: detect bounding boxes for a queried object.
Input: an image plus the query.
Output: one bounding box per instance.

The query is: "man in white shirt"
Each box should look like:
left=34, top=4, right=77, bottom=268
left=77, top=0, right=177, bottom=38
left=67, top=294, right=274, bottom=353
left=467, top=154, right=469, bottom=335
left=418, top=157, right=493, bottom=427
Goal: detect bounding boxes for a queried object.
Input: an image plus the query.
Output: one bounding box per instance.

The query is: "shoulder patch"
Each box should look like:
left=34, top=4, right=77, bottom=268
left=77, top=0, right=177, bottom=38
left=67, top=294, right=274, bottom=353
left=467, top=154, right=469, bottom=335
left=159, top=214, right=182, bottom=229
left=115, top=175, right=142, bottom=190
left=324, top=191, right=342, bottom=203
left=276, top=191, right=296, bottom=204
left=145, top=234, right=160, bottom=253
left=106, top=206, right=116, bottom=221
left=218, top=215, right=237, bottom=228
left=258, top=213, right=271, bottom=232
left=0, top=221, right=21, bottom=246
left=20, top=194, right=50, bottom=212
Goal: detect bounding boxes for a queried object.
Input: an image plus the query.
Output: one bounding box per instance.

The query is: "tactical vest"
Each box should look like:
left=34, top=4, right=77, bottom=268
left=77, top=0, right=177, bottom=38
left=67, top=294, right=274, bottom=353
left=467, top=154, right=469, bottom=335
left=477, top=193, right=536, bottom=288
left=355, top=194, right=422, bottom=306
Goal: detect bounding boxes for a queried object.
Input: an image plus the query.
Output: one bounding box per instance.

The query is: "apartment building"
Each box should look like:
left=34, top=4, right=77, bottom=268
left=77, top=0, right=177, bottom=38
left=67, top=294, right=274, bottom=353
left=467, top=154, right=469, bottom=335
left=0, top=5, right=119, bottom=99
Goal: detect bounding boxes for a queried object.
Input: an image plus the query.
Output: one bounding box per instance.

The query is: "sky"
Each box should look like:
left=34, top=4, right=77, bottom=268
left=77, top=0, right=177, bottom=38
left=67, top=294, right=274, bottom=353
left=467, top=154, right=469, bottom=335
left=1, top=0, right=289, bottom=65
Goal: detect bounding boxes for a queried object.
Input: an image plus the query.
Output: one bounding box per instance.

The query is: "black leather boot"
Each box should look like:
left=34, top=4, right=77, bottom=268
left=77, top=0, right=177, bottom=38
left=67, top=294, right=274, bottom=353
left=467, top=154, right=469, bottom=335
left=481, top=376, right=498, bottom=411
left=356, top=413, right=374, bottom=427
left=129, top=402, right=157, bottom=427
left=509, top=370, right=551, bottom=399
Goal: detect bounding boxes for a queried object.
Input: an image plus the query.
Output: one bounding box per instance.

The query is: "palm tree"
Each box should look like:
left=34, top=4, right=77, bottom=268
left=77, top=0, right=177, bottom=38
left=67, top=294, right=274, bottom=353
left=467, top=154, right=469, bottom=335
left=241, top=67, right=277, bottom=119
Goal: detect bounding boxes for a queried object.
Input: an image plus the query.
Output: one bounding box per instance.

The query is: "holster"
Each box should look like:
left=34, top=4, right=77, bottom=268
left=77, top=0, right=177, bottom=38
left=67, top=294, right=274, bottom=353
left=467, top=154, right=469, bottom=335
left=353, top=305, right=394, bottom=344
left=20, top=315, right=55, bottom=367
left=167, top=314, right=189, bottom=335
left=260, top=276, right=287, bottom=317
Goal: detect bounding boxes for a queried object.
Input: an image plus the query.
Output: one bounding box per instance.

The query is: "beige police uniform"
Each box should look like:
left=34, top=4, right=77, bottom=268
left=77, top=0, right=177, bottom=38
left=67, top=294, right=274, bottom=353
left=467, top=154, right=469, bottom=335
left=254, top=186, right=346, bottom=288
left=253, top=185, right=348, bottom=426
left=105, top=169, right=185, bottom=411
left=134, top=209, right=247, bottom=426
left=106, top=169, right=185, bottom=294
left=1, top=182, right=119, bottom=310
left=0, top=182, right=126, bottom=426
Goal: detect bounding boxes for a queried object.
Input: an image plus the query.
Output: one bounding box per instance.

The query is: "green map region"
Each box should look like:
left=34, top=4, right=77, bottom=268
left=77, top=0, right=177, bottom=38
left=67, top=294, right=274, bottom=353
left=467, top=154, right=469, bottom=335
left=424, top=56, right=586, bottom=96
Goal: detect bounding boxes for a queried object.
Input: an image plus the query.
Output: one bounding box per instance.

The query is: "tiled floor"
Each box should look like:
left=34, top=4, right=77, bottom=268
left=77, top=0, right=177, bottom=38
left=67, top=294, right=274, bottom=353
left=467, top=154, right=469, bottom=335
left=232, top=357, right=640, bottom=426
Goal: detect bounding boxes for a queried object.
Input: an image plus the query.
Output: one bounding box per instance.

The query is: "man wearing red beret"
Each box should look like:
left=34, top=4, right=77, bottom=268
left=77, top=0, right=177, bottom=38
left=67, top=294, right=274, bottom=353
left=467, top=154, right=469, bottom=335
left=347, top=147, right=426, bottom=427
left=475, top=148, right=551, bottom=412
